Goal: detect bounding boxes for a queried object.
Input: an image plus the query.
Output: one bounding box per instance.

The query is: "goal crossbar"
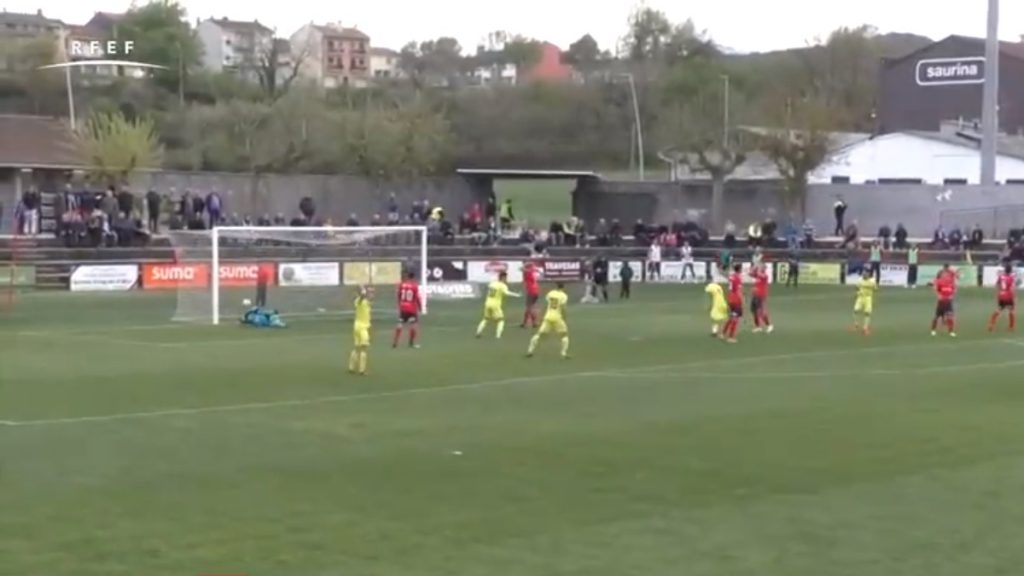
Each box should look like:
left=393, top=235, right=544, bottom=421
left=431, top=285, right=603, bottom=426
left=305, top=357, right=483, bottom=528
left=209, top=225, right=429, bottom=325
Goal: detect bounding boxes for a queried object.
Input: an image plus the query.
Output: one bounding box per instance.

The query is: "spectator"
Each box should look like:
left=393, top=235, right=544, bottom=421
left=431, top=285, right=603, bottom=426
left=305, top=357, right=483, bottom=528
left=386, top=193, right=400, bottom=224
left=117, top=187, right=134, bottom=219
left=609, top=219, right=623, bottom=246
left=894, top=223, right=909, bottom=250
left=878, top=223, right=892, bottom=250
left=206, top=189, right=222, bottom=227
left=371, top=213, right=382, bottom=226
left=833, top=196, right=848, bottom=236
left=439, top=218, right=455, bottom=243
left=345, top=213, right=359, bottom=227
left=723, top=220, right=737, bottom=249
left=429, top=206, right=444, bottom=222
left=289, top=213, right=307, bottom=226
left=410, top=200, right=423, bottom=222
left=178, top=189, right=191, bottom=218
left=299, top=197, right=316, bottom=222
left=469, top=203, right=482, bottom=229
left=802, top=220, right=815, bottom=248
left=499, top=199, right=514, bottom=231
left=458, top=212, right=472, bottom=234
left=99, top=187, right=118, bottom=224
left=421, top=198, right=432, bottom=221
left=53, top=185, right=67, bottom=238
left=594, top=218, right=609, bottom=246
left=258, top=214, right=272, bottom=226
left=932, top=224, right=947, bottom=249
left=20, top=187, right=39, bottom=236
left=842, top=221, right=860, bottom=249
left=970, top=224, right=984, bottom=249
left=548, top=220, right=565, bottom=246
left=191, top=191, right=205, bottom=221
left=647, top=237, right=662, bottom=280
left=680, top=241, right=696, bottom=282
left=633, top=219, right=648, bottom=246
left=747, top=221, right=763, bottom=247
left=761, top=216, right=777, bottom=245
left=485, top=196, right=497, bottom=222
left=274, top=213, right=287, bottom=226
left=948, top=226, right=963, bottom=250
left=242, top=215, right=253, bottom=226
left=63, top=182, right=78, bottom=214
left=146, top=189, right=161, bottom=233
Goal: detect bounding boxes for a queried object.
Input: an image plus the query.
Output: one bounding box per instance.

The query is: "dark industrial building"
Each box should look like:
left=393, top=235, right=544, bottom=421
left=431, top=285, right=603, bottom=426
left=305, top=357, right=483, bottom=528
left=879, top=35, right=1024, bottom=135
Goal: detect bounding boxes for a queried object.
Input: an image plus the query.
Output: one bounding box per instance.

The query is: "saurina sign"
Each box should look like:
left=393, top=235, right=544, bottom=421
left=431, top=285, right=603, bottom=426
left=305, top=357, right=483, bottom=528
left=915, top=57, right=985, bottom=86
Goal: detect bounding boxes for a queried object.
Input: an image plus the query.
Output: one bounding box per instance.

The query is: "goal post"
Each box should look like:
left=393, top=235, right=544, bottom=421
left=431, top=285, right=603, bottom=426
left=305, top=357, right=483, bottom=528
left=167, top=225, right=429, bottom=325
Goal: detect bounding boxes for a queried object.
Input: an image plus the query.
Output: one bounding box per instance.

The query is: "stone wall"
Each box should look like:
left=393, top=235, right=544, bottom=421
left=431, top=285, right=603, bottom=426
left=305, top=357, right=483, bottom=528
left=128, top=171, right=487, bottom=223
left=575, top=178, right=1024, bottom=237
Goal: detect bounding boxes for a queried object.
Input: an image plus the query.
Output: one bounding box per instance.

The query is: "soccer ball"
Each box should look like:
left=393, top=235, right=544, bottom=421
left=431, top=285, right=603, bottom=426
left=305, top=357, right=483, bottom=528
left=242, top=298, right=252, bottom=306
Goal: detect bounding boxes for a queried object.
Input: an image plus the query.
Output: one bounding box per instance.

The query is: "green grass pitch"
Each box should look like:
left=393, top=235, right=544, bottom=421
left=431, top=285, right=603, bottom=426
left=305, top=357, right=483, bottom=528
left=3, top=284, right=1024, bottom=575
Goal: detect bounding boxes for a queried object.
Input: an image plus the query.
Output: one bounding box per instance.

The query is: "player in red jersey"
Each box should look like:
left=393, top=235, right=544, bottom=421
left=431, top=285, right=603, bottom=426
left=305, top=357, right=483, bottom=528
left=749, top=263, right=773, bottom=333
left=520, top=261, right=542, bottom=328
left=931, top=264, right=957, bottom=337
left=393, top=271, right=422, bottom=348
left=988, top=263, right=1017, bottom=332
left=721, top=264, right=745, bottom=343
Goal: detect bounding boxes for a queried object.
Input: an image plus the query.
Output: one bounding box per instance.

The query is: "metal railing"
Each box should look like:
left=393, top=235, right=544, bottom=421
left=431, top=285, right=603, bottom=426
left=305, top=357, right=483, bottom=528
left=939, top=205, right=1024, bottom=239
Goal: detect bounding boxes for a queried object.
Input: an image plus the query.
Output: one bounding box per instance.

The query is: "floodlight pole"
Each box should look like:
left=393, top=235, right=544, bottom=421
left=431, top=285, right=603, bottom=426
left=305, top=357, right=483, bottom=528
left=980, top=0, right=1000, bottom=186
left=619, top=73, right=645, bottom=181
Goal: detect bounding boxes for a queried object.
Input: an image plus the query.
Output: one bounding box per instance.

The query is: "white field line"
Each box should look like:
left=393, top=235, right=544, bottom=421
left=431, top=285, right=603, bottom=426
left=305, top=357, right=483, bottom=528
left=0, top=338, right=1014, bottom=428
left=610, top=357, right=1024, bottom=380
left=1003, top=338, right=1024, bottom=348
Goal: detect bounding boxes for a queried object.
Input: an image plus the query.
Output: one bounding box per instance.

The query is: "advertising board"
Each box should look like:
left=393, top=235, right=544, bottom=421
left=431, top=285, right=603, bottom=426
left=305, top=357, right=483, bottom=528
left=466, top=260, right=524, bottom=283
left=278, top=262, right=340, bottom=287
left=69, top=265, right=139, bottom=292
left=610, top=261, right=644, bottom=283
left=540, top=260, right=581, bottom=281
left=0, top=265, right=36, bottom=286
left=982, top=266, right=1024, bottom=289
left=776, top=262, right=841, bottom=285
left=343, top=262, right=403, bottom=285
left=427, top=260, right=468, bottom=281
left=142, top=263, right=210, bottom=289
left=423, top=282, right=480, bottom=300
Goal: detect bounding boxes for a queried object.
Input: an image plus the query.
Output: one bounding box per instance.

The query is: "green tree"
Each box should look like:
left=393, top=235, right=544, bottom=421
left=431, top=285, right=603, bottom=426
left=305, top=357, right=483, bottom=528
left=399, top=37, right=465, bottom=88
left=117, top=0, right=202, bottom=100
left=75, top=111, right=163, bottom=184
left=758, top=97, right=834, bottom=218
left=3, top=36, right=63, bottom=114
left=623, top=7, right=672, bottom=61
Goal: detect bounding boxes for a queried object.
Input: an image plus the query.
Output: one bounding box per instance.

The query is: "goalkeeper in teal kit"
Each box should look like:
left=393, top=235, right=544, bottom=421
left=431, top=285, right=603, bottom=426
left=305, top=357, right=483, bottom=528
left=241, top=306, right=287, bottom=328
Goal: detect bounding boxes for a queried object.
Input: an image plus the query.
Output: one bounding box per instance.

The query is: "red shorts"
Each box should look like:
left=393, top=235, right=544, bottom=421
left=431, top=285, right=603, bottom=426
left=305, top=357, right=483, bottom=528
left=998, top=297, right=1015, bottom=310
left=526, top=292, right=539, bottom=306
left=399, top=309, right=419, bottom=323
left=729, top=300, right=743, bottom=317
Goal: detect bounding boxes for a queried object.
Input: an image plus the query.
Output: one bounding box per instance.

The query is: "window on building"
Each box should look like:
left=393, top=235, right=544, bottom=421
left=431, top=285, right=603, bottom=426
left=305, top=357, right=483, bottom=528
left=943, top=178, right=968, bottom=185
left=830, top=176, right=851, bottom=184
left=877, top=178, right=923, bottom=184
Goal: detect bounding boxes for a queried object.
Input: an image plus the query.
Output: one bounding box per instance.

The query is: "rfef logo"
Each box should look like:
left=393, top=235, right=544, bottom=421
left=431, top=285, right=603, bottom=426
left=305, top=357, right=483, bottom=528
left=916, top=57, right=985, bottom=86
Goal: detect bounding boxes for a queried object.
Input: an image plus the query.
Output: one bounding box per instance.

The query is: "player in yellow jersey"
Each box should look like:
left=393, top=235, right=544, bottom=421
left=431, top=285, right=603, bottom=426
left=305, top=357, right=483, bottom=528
left=705, top=281, right=729, bottom=338
left=852, top=268, right=877, bottom=335
left=527, top=282, right=570, bottom=359
left=476, top=271, right=520, bottom=339
left=348, top=286, right=373, bottom=375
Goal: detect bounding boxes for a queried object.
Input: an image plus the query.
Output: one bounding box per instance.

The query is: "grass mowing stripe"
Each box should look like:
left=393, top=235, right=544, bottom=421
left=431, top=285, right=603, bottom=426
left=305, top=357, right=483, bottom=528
left=2, top=337, right=1012, bottom=428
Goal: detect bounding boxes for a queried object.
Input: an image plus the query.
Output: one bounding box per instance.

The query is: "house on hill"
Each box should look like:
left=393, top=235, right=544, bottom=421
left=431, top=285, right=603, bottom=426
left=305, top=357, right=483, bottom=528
left=879, top=35, right=1024, bottom=134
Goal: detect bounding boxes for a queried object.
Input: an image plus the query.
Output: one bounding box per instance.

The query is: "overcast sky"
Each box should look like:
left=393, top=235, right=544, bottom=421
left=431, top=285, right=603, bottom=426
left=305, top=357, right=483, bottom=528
left=10, top=0, right=1024, bottom=54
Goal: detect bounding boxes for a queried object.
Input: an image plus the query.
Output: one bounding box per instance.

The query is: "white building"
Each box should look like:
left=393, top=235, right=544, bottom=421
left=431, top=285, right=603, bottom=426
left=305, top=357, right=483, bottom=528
left=471, top=63, right=518, bottom=86
left=669, top=125, right=1024, bottom=185
left=197, top=18, right=274, bottom=81
left=369, top=47, right=402, bottom=79
left=814, top=129, right=1024, bottom=185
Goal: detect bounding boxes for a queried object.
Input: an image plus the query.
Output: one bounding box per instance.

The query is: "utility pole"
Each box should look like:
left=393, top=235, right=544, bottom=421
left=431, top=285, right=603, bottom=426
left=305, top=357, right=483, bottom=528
left=721, top=74, right=730, bottom=146
left=980, top=0, right=1000, bottom=186
left=622, top=73, right=644, bottom=180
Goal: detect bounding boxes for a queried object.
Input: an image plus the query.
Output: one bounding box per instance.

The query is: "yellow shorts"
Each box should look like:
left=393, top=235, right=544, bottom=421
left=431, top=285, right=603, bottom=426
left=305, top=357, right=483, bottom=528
left=483, top=302, right=504, bottom=321
left=711, top=309, right=728, bottom=323
left=854, top=297, right=873, bottom=315
left=353, top=325, right=371, bottom=347
left=538, top=317, right=568, bottom=335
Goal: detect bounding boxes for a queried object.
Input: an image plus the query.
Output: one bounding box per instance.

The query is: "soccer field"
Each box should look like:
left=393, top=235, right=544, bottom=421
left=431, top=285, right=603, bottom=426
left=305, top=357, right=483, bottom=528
left=3, top=284, right=1024, bottom=575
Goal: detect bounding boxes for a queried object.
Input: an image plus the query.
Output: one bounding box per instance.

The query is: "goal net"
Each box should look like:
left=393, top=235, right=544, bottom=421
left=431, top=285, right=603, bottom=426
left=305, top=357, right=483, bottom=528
left=166, top=226, right=428, bottom=325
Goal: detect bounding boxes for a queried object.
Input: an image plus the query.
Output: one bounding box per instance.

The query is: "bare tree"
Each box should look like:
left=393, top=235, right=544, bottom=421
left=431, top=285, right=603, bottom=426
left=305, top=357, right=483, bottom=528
left=257, top=35, right=312, bottom=101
